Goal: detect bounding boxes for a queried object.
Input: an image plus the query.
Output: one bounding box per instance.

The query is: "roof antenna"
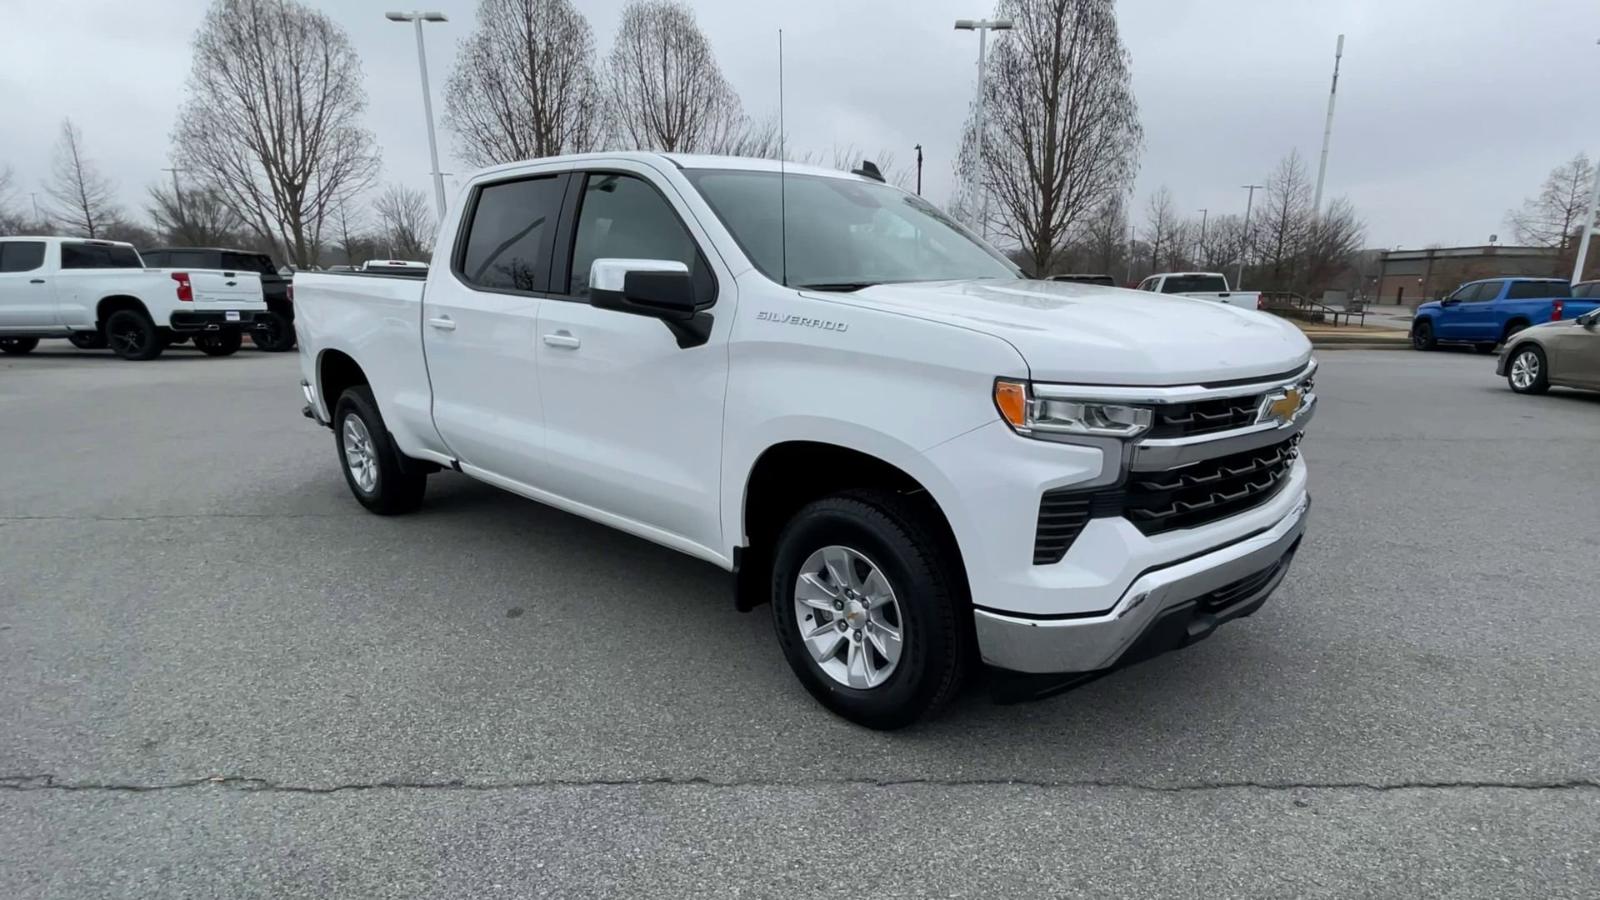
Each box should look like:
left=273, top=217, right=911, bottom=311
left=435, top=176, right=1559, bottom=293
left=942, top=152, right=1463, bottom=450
left=778, top=28, right=788, bottom=287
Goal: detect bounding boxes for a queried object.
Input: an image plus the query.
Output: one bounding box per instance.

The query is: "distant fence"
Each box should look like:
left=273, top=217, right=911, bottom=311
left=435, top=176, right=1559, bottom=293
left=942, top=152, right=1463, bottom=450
left=1259, top=291, right=1367, bottom=327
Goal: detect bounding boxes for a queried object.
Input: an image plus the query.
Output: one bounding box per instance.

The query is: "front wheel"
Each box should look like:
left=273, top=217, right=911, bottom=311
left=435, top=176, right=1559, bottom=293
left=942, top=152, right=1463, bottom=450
left=333, top=385, right=428, bottom=515
left=1506, top=344, right=1550, bottom=395
left=0, top=337, right=40, bottom=355
left=1411, top=320, right=1436, bottom=351
left=770, top=490, right=968, bottom=729
left=193, top=329, right=242, bottom=356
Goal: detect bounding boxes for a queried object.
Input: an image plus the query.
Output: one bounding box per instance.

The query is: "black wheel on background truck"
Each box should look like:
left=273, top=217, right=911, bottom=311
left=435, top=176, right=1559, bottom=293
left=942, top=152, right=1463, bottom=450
left=770, top=490, right=969, bottom=730
left=67, top=331, right=107, bottom=350
left=193, top=329, right=243, bottom=357
left=1502, top=320, right=1528, bottom=344
left=1411, top=320, right=1436, bottom=351
left=333, top=385, right=428, bottom=515
left=105, top=310, right=164, bottom=360
left=250, top=311, right=296, bottom=352
left=0, top=337, right=39, bottom=355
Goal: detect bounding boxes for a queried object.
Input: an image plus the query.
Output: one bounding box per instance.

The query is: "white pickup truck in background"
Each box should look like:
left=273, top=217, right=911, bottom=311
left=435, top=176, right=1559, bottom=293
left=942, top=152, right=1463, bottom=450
left=294, top=152, right=1315, bottom=728
left=1135, top=271, right=1262, bottom=310
left=0, top=236, right=267, bottom=359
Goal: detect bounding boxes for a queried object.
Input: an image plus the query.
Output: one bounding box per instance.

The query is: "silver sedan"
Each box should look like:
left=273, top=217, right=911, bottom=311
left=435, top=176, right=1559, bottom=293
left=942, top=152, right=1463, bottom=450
left=1498, top=308, right=1600, bottom=394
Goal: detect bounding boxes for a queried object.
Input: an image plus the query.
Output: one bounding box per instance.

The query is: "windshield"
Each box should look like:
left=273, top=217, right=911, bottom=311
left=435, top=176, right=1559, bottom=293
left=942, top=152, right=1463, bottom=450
left=1161, top=274, right=1230, bottom=293
left=684, top=169, right=1018, bottom=288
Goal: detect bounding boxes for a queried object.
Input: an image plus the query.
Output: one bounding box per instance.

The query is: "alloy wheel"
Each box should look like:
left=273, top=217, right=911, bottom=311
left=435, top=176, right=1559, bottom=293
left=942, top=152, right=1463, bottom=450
left=793, top=545, right=905, bottom=689
left=342, top=414, right=379, bottom=493
left=1510, top=349, right=1540, bottom=389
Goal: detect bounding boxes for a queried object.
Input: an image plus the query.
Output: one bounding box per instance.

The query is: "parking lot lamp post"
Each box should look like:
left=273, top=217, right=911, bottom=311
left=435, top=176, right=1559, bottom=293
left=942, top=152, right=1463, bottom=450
left=955, top=17, right=1013, bottom=239
left=386, top=11, right=449, bottom=220
left=1237, top=184, right=1262, bottom=290
left=1573, top=151, right=1600, bottom=284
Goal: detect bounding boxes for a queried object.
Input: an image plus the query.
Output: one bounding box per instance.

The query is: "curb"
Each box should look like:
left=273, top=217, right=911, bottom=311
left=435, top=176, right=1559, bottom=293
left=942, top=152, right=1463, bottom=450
left=1310, top=341, right=1412, bottom=351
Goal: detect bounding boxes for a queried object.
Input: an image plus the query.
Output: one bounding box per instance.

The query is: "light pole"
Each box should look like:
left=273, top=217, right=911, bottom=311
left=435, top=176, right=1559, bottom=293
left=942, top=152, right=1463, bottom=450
left=955, top=17, right=1013, bottom=239
left=1196, top=208, right=1208, bottom=265
left=1237, top=184, right=1263, bottom=290
left=914, top=144, right=923, bottom=196
left=1311, top=34, right=1345, bottom=217
left=1573, top=39, right=1600, bottom=285
left=386, top=11, right=448, bottom=220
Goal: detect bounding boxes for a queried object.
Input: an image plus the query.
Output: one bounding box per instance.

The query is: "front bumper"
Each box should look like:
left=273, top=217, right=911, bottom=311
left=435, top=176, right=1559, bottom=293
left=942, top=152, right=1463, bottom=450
left=973, top=489, right=1309, bottom=674
left=168, top=310, right=270, bottom=332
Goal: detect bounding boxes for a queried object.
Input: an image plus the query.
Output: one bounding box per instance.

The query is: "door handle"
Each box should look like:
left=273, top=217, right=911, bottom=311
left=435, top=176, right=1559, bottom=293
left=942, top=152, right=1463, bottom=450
left=542, top=331, right=581, bottom=349
left=427, top=316, right=456, bottom=331
left=29, top=279, right=45, bottom=284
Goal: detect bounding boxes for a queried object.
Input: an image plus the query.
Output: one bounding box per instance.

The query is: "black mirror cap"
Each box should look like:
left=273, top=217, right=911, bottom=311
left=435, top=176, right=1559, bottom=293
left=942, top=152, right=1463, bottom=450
left=591, top=269, right=699, bottom=321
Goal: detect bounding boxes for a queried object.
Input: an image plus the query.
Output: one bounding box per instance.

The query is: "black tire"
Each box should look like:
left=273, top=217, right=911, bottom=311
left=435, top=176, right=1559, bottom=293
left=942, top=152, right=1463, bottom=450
left=249, top=312, right=296, bottom=352
left=770, top=490, right=969, bottom=729
left=193, top=329, right=243, bottom=357
left=1502, top=321, right=1529, bottom=343
left=1506, top=343, right=1550, bottom=395
left=105, top=310, right=164, bottom=360
left=333, top=385, right=427, bottom=515
left=67, top=331, right=107, bottom=350
left=0, top=337, right=40, bottom=355
left=1411, top=320, right=1436, bottom=351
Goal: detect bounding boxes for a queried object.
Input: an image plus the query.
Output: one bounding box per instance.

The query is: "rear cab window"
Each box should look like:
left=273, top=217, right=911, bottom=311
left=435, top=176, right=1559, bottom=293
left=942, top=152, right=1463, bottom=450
left=1160, top=274, right=1229, bottom=293
left=60, top=242, right=143, bottom=269
left=1505, top=280, right=1570, bottom=300
left=222, top=252, right=278, bottom=277
left=0, top=240, right=47, bottom=273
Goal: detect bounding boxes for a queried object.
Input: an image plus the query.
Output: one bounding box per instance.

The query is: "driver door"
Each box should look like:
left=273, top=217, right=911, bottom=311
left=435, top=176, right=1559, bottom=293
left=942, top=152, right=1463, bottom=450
left=1435, top=282, right=1484, bottom=340
left=532, top=163, right=733, bottom=557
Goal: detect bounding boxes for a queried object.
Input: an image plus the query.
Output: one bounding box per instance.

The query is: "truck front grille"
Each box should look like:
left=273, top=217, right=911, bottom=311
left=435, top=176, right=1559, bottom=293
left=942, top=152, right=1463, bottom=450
left=1122, top=435, right=1299, bottom=535
left=1146, top=395, right=1263, bottom=438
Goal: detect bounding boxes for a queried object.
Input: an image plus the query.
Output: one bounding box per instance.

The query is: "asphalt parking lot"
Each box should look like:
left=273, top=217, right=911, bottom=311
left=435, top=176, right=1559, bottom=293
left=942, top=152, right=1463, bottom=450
left=3, top=345, right=1598, bottom=898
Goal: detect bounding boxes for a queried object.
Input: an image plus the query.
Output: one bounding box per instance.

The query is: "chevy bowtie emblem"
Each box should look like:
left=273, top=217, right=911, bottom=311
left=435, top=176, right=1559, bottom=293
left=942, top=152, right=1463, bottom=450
left=1259, top=388, right=1303, bottom=426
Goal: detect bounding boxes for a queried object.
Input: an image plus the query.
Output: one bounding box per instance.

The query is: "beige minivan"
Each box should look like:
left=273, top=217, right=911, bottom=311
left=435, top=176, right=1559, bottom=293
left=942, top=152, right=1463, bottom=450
left=1498, top=308, right=1600, bottom=394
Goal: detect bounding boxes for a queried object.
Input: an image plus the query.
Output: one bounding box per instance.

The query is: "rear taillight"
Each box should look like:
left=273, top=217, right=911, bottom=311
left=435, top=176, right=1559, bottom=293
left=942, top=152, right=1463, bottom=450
left=171, top=272, right=193, bottom=302
left=1552, top=299, right=1564, bottom=321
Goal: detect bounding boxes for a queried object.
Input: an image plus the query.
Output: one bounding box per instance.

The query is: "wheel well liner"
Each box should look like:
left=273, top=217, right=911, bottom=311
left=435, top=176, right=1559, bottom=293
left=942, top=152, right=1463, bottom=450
left=735, top=441, right=967, bottom=611
left=96, top=295, right=148, bottom=325
left=318, top=350, right=368, bottom=415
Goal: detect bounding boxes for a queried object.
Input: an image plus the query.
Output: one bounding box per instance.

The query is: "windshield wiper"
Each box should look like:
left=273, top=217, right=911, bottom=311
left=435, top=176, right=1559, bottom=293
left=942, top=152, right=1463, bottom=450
left=794, top=281, right=877, bottom=292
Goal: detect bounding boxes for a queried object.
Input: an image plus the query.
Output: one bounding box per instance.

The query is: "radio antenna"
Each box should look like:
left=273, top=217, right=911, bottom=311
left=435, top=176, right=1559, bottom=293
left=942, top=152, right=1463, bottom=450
left=778, top=28, right=788, bottom=287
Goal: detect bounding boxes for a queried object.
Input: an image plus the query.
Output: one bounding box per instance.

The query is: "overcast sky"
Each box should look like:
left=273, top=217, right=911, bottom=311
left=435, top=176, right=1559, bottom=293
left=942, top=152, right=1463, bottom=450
left=1, top=0, right=1596, bottom=249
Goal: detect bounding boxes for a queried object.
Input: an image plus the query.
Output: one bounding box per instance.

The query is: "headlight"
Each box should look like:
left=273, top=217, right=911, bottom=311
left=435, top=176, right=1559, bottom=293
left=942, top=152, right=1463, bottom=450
left=993, top=379, right=1153, bottom=438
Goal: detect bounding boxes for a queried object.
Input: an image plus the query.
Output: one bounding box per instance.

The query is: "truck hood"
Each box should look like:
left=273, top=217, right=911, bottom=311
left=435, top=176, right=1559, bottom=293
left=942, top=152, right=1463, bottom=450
left=1417, top=301, right=1441, bottom=313
left=834, top=279, right=1313, bottom=385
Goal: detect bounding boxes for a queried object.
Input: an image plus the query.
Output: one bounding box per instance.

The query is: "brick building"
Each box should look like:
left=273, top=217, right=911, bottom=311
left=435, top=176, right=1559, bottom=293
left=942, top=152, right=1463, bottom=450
left=1375, top=245, right=1560, bottom=306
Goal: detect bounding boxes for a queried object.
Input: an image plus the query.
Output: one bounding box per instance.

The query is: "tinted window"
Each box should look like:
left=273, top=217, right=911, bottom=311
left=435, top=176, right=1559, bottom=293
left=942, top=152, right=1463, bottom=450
left=142, top=250, right=169, bottom=267
left=164, top=250, right=214, bottom=269
left=0, top=241, right=47, bottom=273
left=1160, top=274, right=1230, bottom=293
left=1506, top=280, right=1569, bottom=300
left=222, top=252, right=277, bottom=275
left=568, top=173, right=710, bottom=300
left=60, top=243, right=143, bottom=269
left=1576, top=282, right=1599, bottom=298
left=459, top=175, right=566, bottom=293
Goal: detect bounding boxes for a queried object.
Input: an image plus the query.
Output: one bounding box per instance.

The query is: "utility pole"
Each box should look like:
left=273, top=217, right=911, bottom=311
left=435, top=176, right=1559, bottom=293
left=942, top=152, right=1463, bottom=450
left=1197, top=208, right=1208, bottom=265
left=1312, top=34, right=1345, bottom=217
left=914, top=144, right=924, bottom=196
left=1572, top=158, right=1600, bottom=283
left=955, top=17, right=1014, bottom=239
left=1126, top=224, right=1135, bottom=285
left=28, top=192, right=40, bottom=222
left=1237, top=184, right=1263, bottom=290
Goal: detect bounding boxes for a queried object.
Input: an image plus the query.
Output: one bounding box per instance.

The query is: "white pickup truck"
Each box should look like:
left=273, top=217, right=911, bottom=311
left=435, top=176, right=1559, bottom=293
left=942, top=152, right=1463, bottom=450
left=1135, top=271, right=1262, bottom=310
left=0, top=236, right=267, bottom=359
left=295, top=153, right=1315, bottom=728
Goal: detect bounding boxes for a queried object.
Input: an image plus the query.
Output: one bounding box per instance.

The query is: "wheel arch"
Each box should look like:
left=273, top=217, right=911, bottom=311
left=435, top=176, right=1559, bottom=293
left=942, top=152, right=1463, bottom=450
left=316, top=348, right=369, bottom=418
left=733, top=439, right=968, bottom=612
left=96, top=295, right=149, bottom=326
left=1501, top=317, right=1531, bottom=340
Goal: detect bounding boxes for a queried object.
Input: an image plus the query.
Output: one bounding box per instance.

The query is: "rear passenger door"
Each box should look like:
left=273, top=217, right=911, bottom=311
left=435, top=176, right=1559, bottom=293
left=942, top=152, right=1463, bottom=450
left=423, top=167, right=571, bottom=488
left=0, top=241, right=54, bottom=328
left=531, top=163, right=732, bottom=554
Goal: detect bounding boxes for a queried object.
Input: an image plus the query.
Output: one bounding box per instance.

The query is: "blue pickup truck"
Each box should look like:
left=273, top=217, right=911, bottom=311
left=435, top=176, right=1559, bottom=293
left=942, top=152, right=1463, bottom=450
left=1411, top=277, right=1600, bottom=352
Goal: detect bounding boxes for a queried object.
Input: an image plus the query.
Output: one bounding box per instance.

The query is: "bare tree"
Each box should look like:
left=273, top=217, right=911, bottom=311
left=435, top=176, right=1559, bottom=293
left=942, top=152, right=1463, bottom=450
left=1194, top=212, right=1246, bottom=272
left=373, top=184, right=436, bottom=260
left=796, top=144, right=913, bottom=188
left=173, top=0, right=380, bottom=266
left=44, top=119, right=121, bottom=238
left=1255, top=150, right=1315, bottom=289
left=1508, top=153, right=1594, bottom=252
left=444, top=0, right=602, bottom=167
left=0, top=165, right=21, bottom=232
left=1076, top=195, right=1128, bottom=277
left=605, top=0, right=758, bottom=154
left=955, top=0, right=1142, bottom=274
left=146, top=183, right=246, bottom=246
left=1143, top=186, right=1182, bottom=272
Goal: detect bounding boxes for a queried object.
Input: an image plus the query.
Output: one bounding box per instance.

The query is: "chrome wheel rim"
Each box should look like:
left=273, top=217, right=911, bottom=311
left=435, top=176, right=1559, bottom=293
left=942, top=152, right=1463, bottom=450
left=1510, top=350, right=1539, bottom=389
left=793, top=545, right=904, bottom=690
left=341, top=415, right=379, bottom=493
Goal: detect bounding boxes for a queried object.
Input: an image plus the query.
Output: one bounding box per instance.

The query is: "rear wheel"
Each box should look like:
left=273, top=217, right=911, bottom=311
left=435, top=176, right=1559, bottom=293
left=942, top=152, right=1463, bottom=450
left=1411, top=320, right=1436, bottom=351
left=1503, top=321, right=1529, bottom=344
left=0, top=337, right=39, bottom=355
left=106, top=310, right=163, bottom=360
left=67, top=331, right=107, bottom=350
left=333, top=385, right=428, bottom=515
left=770, top=490, right=968, bottom=729
left=250, top=312, right=296, bottom=352
left=193, top=329, right=242, bottom=357
left=1507, top=344, right=1550, bottom=395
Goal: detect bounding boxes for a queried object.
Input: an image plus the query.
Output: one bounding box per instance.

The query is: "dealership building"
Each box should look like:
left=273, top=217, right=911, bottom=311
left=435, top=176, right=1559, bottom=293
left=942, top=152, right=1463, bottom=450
left=1374, top=245, right=1560, bottom=306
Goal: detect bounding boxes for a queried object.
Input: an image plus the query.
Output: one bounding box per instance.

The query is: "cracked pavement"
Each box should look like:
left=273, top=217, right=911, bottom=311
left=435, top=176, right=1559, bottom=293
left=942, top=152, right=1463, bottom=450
left=2, top=347, right=1598, bottom=898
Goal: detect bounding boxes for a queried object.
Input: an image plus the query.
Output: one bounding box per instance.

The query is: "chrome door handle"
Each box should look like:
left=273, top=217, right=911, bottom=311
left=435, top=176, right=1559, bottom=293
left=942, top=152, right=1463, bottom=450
left=542, top=332, right=580, bottom=349
left=427, top=316, right=456, bottom=331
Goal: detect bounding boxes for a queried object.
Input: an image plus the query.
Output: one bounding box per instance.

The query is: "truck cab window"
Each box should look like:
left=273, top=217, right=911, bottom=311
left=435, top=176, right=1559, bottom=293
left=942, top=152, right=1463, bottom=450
left=0, top=241, right=46, bottom=273
left=459, top=174, right=566, bottom=293
left=60, top=242, right=142, bottom=269
left=568, top=173, right=711, bottom=302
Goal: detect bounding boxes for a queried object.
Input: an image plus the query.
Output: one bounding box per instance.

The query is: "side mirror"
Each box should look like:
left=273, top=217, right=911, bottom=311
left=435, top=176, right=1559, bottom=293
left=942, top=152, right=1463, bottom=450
left=589, top=258, right=697, bottom=321
left=1441, top=298, right=1459, bottom=306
